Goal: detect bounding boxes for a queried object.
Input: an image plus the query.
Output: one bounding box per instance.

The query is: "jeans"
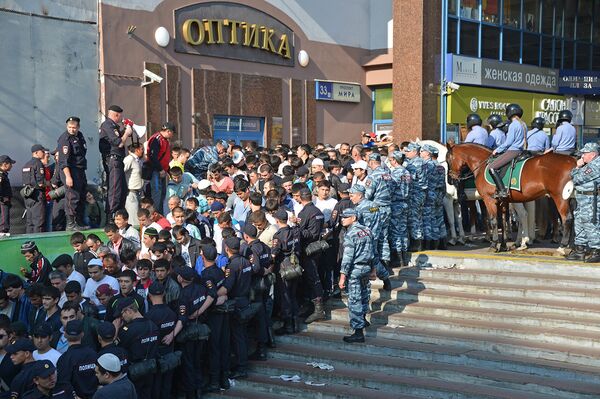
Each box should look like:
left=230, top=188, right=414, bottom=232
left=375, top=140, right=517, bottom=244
left=150, top=171, right=166, bottom=214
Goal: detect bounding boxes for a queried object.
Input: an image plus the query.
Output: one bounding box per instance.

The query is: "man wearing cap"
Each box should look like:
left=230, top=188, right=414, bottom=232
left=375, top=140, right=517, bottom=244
left=22, top=359, right=76, bottom=399
left=146, top=123, right=174, bottom=215
left=104, top=270, right=145, bottom=323
left=7, top=338, right=38, bottom=398
left=93, top=354, right=136, bottom=399
left=97, top=321, right=128, bottom=372
left=0, top=155, right=16, bottom=236
left=32, top=323, right=62, bottom=366
left=99, top=105, right=133, bottom=220
left=327, top=183, right=353, bottom=294
left=146, top=281, right=182, bottom=398
left=56, top=320, right=98, bottom=398
left=388, top=151, right=411, bottom=266
left=568, top=142, right=600, bottom=262
left=57, top=116, right=89, bottom=231
left=20, top=241, right=51, bottom=286
left=404, top=142, right=427, bottom=251
left=338, top=208, right=375, bottom=343
left=22, top=144, right=48, bottom=233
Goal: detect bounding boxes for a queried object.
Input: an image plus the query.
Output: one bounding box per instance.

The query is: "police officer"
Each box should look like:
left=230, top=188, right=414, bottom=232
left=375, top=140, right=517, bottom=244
left=464, top=114, right=491, bottom=147
left=22, top=360, right=77, bottom=399
left=22, top=144, right=47, bottom=233
left=57, top=117, right=88, bottom=231
left=6, top=338, right=38, bottom=399
left=430, top=147, right=448, bottom=249
left=97, top=321, right=128, bottom=372
left=404, top=142, right=427, bottom=251
left=0, top=155, right=15, bottom=236
left=115, top=297, right=159, bottom=399
left=146, top=281, right=182, bottom=399
left=527, top=117, right=550, bottom=154
left=338, top=208, right=375, bottom=343
left=199, top=245, right=231, bottom=392
left=489, top=103, right=526, bottom=198
left=567, top=142, right=600, bottom=262
left=487, top=114, right=506, bottom=149
left=175, top=266, right=213, bottom=398
left=327, top=183, right=353, bottom=293
left=222, top=237, right=252, bottom=380
left=548, top=110, right=577, bottom=155
left=420, top=144, right=438, bottom=249
left=388, top=151, right=411, bottom=266
left=56, top=320, right=97, bottom=399
left=99, top=105, right=133, bottom=220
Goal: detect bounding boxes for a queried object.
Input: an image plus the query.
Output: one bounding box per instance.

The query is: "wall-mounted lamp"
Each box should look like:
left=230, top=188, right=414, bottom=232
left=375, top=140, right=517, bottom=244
left=155, top=27, right=170, bottom=47
left=298, top=50, right=310, bottom=67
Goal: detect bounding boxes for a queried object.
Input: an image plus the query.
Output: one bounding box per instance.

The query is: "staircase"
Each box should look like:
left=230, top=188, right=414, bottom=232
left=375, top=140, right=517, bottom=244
left=207, top=252, right=600, bottom=398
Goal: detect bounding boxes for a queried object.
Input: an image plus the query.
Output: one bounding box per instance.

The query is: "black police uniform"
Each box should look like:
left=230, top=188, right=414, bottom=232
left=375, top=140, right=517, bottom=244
left=22, top=157, right=46, bottom=233
left=117, top=317, right=159, bottom=399
left=49, top=164, right=66, bottom=231
left=176, top=281, right=212, bottom=397
left=145, top=303, right=178, bottom=399
left=200, top=265, right=230, bottom=387
left=56, top=344, right=97, bottom=399
left=223, top=254, right=252, bottom=374
left=244, top=239, right=270, bottom=346
left=272, top=226, right=301, bottom=325
left=97, top=343, right=128, bottom=372
left=57, top=126, right=87, bottom=225
left=99, top=118, right=126, bottom=217
left=9, top=361, right=37, bottom=399
left=297, top=202, right=325, bottom=299
left=22, top=382, right=76, bottom=399
left=0, top=352, right=20, bottom=395
left=0, top=168, right=12, bottom=233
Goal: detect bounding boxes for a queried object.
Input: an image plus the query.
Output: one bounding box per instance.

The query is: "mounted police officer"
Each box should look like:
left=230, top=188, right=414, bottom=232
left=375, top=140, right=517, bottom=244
left=404, top=142, right=427, bottom=251
left=547, top=110, right=576, bottom=155
left=527, top=117, right=550, bottom=154
left=57, top=116, right=88, bottom=231
left=99, top=105, right=133, bottom=220
left=464, top=114, right=491, bottom=147
left=22, top=144, right=47, bottom=233
left=338, top=208, right=375, bottom=343
left=487, top=114, right=506, bottom=149
left=388, top=151, right=411, bottom=266
left=489, top=103, right=526, bottom=198
left=567, top=142, right=600, bottom=263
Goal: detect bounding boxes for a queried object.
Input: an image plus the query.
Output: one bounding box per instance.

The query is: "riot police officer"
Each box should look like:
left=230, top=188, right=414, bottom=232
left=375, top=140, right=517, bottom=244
left=528, top=117, right=550, bottom=154
left=388, top=151, right=411, bottom=266
left=57, top=116, right=88, bottom=231
left=548, top=110, right=576, bottom=155
left=99, top=105, right=133, bottom=220
left=420, top=144, right=438, bottom=249
left=404, top=142, right=427, bottom=251
left=464, top=114, right=491, bottom=147
left=487, top=114, right=506, bottom=149
left=22, top=144, right=47, bottom=233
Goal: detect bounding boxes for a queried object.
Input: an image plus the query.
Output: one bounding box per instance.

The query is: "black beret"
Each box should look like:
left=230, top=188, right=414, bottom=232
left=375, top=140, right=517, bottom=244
left=51, top=254, right=73, bottom=269
left=65, top=116, right=80, bottom=124
left=108, top=105, right=123, bottom=113
left=97, top=321, right=116, bottom=339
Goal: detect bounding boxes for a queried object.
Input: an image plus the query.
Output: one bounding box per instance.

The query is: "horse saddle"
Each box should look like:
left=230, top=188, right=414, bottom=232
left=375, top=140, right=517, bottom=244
left=485, top=152, right=533, bottom=192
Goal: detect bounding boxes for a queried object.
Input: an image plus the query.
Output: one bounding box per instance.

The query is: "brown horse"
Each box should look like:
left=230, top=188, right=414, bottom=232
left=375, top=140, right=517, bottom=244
left=446, top=143, right=577, bottom=252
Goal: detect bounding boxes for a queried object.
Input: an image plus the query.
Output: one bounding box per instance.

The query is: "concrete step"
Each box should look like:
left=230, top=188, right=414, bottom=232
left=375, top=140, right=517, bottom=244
left=247, top=357, right=564, bottom=399
left=204, top=386, right=285, bottom=399
left=276, top=331, right=600, bottom=385
left=303, top=319, right=600, bottom=368
left=267, top=341, right=600, bottom=398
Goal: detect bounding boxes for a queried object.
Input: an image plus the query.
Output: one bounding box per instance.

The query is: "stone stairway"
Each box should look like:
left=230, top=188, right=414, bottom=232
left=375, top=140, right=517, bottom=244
left=207, top=252, right=600, bottom=398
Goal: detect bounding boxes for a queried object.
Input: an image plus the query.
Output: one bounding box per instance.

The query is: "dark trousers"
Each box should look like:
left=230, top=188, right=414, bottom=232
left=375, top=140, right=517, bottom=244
left=206, top=312, right=230, bottom=382
left=25, top=190, right=45, bottom=233
left=275, top=273, right=298, bottom=319
left=107, top=157, right=126, bottom=216
left=152, top=347, right=174, bottom=399
left=0, top=202, right=10, bottom=233
left=61, top=168, right=87, bottom=218
left=230, top=305, right=249, bottom=371
left=52, top=198, right=66, bottom=231
left=318, top=243, right=336, bottom=296
left=489, top=150, right=521, bottom=170
left=178, top=338, right=204, bottom=394
left=300, top=254, right=324, bottom=300
left=132, top=370, right=153, bottom=399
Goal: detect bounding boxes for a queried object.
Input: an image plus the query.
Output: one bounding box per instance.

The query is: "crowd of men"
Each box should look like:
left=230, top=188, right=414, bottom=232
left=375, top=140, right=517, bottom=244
left=0, top=101, right=598, bottom=398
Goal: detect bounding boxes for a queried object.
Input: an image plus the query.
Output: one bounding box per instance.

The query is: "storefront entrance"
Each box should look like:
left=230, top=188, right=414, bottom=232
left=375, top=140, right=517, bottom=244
left=213, top=115, right=265, bottom=147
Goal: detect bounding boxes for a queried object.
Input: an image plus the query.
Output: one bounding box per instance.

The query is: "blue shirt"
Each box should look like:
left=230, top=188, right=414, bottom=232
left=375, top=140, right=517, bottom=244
left=232, top=196, right=251, bottom=229
left=496, top=119, right=525, bottom=153
left=527, top=128, right=550, bottom=152
left=552, top=122, right=576, bottom=152
left=464, top=126, right=490, bottom=147
left=489, top=128, right=506, bottom=149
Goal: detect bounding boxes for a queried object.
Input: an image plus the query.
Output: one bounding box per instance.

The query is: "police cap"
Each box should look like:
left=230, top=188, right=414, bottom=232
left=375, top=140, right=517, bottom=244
left=337, top=183, right=350, bottom=193
left=66, top=116, right=80, bottom=124
left=31, top=360, right=56, bottom=378
left=201, top=245, right=217, bottom=261
left=341, top=208, right=358, bottom=218
left=243, top=224, right=258, bottom=238
left=108, top=105, right=123, bottom=113
left=273, top=208, right=289, bottom=222
left=65, top=320, right=84, bottom=336
left=113, top=297, right=137, bottom=317
left=406, top=142, right=421, bottom=152
left=224, top=236, right=241, bottom=252
left=348, top=185, right=366, bottom=195
left=148, top=281, right=165, bottom=296
left=421, top=144, right=437, bottom=154
left=5, top=338, right=36, bottom=354
left=368, top=153, right=381, bottom=162
left=31, top=144, right=47, bottom=153
left=175, top=266, right=196, bottom=281
left=97, top=321, right=116, bottom=340
left=0, top=155, right=16, bottom=164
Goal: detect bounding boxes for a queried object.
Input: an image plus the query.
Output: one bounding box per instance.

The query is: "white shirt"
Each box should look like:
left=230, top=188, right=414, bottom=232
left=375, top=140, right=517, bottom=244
left=33, top=348, right=62, bottom=366
left=180, top=240, right=191, bottom=268
left=314, top=197, right=338, bottom=224
left=124, top=152, right=143, bottom=190
left=66, top=270, right=87, bottom=293
left=83, top=275, right=120, bottom=305
left=58, top=292, right=67, bottom=308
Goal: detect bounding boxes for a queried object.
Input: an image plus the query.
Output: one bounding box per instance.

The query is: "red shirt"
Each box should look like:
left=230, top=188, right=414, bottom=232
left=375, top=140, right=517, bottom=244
left=148, top=132, right=171, bottom=173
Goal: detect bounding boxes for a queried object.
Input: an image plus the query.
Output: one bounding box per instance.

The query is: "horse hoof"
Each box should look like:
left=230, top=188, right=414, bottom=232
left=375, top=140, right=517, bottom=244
left=556, top=247, right=566, bottom=256
left=448, top=239, right=457, bottom=246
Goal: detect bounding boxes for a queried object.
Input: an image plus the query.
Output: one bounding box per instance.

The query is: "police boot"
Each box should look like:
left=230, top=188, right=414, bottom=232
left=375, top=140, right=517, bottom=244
left=390, top=250, right=401, bottom=267
left=343, top=328, right=365, bottom=343
left=400, top=251, right=409, bottom=266
left=275, top=318, right=295, bottom=335
left=304, top=298, right=325, bottom=324
left=382, top=278, right=392, bottom=291
left=489, top=169, right=508, bottom=198
left=219, top=373, right=231, bottom=390
left=409, top=239, right=423, bottom=252
left=566, top=245, right=587, bottom=261
left=585, top=249, right=600, bottom=263
left=249, top=343, right=268, bottom=361
left=438, top=238, right=448, bottom=250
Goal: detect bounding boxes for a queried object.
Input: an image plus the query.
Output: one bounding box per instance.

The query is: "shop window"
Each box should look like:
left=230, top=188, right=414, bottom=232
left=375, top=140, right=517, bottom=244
left=503, top=0, right=521, bottom=28
left=554, top=39, right=563, bottom=68
left=576, top=42, right=592, bottom=69
left=460, top=21, right=479, bottom=56
left=522, top=33, right=541, bottom=65
left=541, top=35, right=554, bottom=67
left=482, top=0, right=500, bottom=24
left=523, top=0, right=540, bottom=32
left=503, top=28, right=521, bottom=62
left=594, top=46, right=600, bottom=71
left=482, top=25, right=500, bottom=59
left=460, top=0, right=480, bottom=20
left=374, top=88, right=393, bottom=121
left=563, top=40, right=575, bottom=69
left=448, top=17, right=458, bottom=54
left=541, top=0, right=554, bottom=35
left=449, top=0, right=458, bottom=16
left=577, top=0, right=593, bottom=42
left=563, top=2, right=575, bottom=39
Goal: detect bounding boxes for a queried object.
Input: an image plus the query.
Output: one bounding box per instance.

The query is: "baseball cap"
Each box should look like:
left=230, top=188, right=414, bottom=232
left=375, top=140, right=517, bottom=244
left=51, top=254, right=73, bottom=269
left=33, top=323, right=53, bottom=337
left=97, top=353, right=122, bottom=373
left=210, top=202, right=225, bottom=212
left=406, top=142, right=421, bottom=152
left=201, top=245, right=217, bottom=261
left=97, top=321, right=116, bottom=340
left=175, top=266, right=196, bottom=281
left=341, top=208, right=358, bottom=218
left=147, top=281, right=165, bottom=296
left=114, top=297, right=137, bottom=317
left=31, top=144, right=47, bottom=153
left=0, top=155, right=16, bottom=164
left=95, top=284, right=117, bottom=297
left=31, top=360, right=56, bottom=378
left=65, top=320, right=83, bottom=336
left=391, top=151, right=404, bottom=162
left=348, top=185, right=366, bottom=194
left=421, top=144, right=437, bottom=154
left=351, top=160, right=368, bottom=170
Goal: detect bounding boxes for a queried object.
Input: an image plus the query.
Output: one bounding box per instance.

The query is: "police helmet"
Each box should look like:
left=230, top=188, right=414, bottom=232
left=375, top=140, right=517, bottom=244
left=505, top=103, right=523, bottom=119
left=487, top=114, right=503, bottom=129
left=556, top=110, right=573, bottom=124
left=466, top=113, right=483, bottom=129
left=497, top=120, right=510, bottom=133
left=531, top=117, right=546, bottom=130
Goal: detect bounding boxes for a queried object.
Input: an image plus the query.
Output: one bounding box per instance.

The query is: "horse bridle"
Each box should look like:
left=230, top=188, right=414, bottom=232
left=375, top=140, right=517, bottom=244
left=447, top=158, right=488, bottom=182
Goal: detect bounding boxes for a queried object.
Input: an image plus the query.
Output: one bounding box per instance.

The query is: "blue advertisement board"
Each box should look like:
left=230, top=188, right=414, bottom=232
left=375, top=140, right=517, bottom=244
left=559, top=70, right=600, bottom=95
